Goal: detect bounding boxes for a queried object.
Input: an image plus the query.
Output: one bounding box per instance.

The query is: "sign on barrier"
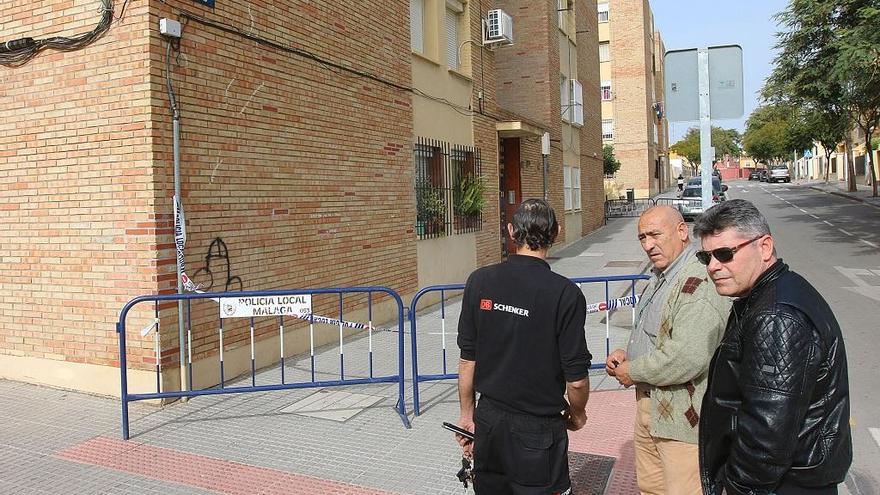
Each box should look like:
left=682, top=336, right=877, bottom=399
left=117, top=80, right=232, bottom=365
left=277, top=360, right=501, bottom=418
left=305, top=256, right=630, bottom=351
left=117, top=287, right=409, bottom=440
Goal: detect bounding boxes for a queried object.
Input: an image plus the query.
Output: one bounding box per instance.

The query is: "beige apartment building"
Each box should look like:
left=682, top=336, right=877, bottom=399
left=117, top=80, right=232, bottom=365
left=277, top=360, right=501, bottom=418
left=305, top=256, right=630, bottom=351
left=598, top=0, right=670, bottom=198
left=1, top=0, right=602, bottom=396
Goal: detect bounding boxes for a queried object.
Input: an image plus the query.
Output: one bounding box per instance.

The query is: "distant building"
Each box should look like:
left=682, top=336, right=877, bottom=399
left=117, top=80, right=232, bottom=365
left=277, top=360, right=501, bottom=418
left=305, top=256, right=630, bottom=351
left=597, top=0, right=670, bottom=198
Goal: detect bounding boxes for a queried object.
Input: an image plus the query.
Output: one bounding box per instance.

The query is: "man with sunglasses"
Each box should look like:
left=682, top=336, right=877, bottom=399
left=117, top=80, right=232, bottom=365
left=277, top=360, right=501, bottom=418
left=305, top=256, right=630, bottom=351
left=605, top=205, right=729, bottom=495
left=693, top=199, right=852, bottom=495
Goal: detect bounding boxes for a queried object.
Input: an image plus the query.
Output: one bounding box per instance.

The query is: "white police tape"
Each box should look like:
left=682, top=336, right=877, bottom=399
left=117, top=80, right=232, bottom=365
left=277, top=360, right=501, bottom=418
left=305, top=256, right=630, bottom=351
left=585, top=295, right=640, bottom=314
left=174, top=195, right=200, bottom=292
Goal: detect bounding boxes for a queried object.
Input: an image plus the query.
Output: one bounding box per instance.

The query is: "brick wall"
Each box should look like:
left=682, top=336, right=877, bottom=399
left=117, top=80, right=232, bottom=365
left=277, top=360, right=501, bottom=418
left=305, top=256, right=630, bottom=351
left=577, top=0, right=604, bottom=234
left=1, top=0, right=417, bottom=379
left=608, top=0, right=656, bottom=196
left=1, top=0, right=157, bottom=368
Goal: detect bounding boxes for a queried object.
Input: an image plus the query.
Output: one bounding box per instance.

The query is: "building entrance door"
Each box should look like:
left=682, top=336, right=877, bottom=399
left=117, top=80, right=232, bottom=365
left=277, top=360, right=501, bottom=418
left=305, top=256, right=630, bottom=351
left=499, top=138, right=522, bottom=257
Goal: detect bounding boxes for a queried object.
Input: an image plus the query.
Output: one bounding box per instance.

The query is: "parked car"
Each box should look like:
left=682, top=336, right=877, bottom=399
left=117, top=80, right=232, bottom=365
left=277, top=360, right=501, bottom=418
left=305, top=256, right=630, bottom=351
left=769, top=164, right=791, bottom=183
left=748, top=170, right=762, bottom=181
left=685, top=176, right=729, bottom=201
left=677, top=186, right=717, bottom=221
left=758, top=169, right=769, bottom=182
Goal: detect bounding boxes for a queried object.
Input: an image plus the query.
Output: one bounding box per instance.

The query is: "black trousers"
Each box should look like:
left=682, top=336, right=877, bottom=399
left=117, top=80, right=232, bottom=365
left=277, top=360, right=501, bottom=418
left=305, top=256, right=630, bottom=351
left=473, top=397, right=571, bottom=495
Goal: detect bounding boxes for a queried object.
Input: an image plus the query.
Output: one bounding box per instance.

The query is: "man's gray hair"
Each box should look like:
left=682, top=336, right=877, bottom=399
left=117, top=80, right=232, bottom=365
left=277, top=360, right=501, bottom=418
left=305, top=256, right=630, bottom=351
left=692, top=199, right=772, bottom=239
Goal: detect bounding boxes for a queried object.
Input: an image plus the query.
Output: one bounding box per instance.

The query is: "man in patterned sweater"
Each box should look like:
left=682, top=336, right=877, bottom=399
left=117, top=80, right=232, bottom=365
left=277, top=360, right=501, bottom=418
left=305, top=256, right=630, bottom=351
left=605, top=205, right=730, bottom=495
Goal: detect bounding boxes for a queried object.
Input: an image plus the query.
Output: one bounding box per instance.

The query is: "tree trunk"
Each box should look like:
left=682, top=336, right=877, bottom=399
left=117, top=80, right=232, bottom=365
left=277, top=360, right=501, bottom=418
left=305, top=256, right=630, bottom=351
left=845, top=137, right=857, bottom=192
left=824, top=148, right=833, bottom=183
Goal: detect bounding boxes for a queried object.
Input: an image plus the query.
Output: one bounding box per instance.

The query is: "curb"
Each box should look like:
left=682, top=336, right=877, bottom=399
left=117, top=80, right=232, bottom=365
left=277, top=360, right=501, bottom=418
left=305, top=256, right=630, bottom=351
left=808, top=186, right=880, bottom=209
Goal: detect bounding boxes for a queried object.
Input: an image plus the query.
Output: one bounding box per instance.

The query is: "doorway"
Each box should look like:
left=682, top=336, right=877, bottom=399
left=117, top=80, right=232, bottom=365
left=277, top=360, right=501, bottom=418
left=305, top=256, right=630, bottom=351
left=499, top=138, right=522, bottom=257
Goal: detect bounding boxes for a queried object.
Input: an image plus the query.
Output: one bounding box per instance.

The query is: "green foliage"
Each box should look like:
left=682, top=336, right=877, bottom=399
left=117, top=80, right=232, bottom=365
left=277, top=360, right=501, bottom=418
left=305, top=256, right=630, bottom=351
left=454, top=174, right=485, bottom=217
left=603, top=145, right=621, bottom=176
left=416, top=179, right=445, bottom=221
left=743, top=104, right=811, bottom=163
left=669, top=127, right=742, bottom=165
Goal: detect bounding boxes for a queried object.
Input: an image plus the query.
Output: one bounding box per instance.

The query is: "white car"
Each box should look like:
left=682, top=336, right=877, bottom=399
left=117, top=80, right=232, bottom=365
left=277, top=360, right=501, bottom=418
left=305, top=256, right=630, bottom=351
left=676, top=186, right=718, bottom=221
left=769, top=165, right=791, bottom=183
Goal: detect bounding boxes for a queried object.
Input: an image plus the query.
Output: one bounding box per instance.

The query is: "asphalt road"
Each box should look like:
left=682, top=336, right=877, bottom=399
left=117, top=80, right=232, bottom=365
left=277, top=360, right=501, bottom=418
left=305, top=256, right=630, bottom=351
left=725, top=180, right=880, bottom=494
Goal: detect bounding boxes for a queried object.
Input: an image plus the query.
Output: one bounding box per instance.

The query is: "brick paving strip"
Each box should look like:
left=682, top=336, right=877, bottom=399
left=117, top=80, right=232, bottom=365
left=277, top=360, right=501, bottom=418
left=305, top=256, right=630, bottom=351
left=56, top=436, right=398, bottom=495
left=571, top=389, right=638, bottom=495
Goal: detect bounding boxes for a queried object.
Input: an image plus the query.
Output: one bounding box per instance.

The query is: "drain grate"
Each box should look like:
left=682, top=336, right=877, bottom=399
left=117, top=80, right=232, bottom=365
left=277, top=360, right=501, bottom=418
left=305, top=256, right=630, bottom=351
left=279, top=389, right=384, bottom=422
left=569, top=452, right=616, bottom=494
left=604, top=260, right=643, bottom=268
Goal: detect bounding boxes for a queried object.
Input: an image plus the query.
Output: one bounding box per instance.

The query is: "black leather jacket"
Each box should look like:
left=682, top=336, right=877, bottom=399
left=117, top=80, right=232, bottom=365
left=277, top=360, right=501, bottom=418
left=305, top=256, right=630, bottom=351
left=699, top=261, right=852, bottom=495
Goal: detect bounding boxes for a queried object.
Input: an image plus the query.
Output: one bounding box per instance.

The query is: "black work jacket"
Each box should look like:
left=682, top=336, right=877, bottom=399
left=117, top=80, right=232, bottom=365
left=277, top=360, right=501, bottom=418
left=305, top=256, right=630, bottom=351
left=699, top=261, right=852, bottom=495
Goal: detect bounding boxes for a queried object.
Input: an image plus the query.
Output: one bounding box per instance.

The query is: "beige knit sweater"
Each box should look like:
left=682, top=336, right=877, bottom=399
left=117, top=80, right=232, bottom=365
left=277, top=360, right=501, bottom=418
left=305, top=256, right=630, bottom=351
left=628, top=252, right=730, bottom=444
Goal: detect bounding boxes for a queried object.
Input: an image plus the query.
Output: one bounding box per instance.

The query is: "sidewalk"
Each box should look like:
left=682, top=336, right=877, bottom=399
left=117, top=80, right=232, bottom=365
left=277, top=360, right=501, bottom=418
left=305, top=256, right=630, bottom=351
left=0, top=216, right=646, bottom=495
left=800, top=179, right=880, bottom=208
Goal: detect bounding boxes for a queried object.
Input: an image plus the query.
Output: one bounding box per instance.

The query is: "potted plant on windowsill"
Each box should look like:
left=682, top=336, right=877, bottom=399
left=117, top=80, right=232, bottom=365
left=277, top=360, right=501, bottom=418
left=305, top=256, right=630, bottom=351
left=416, top=180, right=446, bottom=236
left=453, top=174, right=485, bottom=231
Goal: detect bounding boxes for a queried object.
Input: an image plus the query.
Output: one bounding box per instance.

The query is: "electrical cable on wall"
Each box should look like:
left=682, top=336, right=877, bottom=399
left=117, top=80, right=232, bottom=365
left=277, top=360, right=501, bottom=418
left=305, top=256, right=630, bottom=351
left=176, top=9, right=507, bottom=123
left=0, top=0, right=114, bottom=67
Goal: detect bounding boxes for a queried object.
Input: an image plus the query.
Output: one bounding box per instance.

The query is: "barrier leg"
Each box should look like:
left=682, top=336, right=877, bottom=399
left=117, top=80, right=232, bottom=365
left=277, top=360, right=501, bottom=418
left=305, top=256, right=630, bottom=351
left=396, top=305, right=411, bottom=428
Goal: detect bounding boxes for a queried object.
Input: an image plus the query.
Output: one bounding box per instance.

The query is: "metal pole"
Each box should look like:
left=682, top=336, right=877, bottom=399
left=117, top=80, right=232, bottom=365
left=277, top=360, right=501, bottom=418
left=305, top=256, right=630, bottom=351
left=698, top=48, right=713, bottom=210
left=542, top=155, right=548, bottom=200
left=167, top=41, right=188, bottom=394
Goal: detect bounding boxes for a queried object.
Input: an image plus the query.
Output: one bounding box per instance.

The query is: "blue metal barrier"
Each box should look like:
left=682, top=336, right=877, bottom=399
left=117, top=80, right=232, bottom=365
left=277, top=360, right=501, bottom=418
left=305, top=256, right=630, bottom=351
left=117, top=286, right=409, bottom=439
left=408, top=274, right=650, bottom=416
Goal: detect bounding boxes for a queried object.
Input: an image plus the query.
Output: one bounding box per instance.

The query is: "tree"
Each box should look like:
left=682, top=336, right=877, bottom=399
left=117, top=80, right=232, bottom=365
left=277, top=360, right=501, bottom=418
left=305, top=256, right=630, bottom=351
left=764, top=0, right=879, bottom=195
left=603, top=144, right=621, bottom=176
left=670, top=127, right=742, bottom=165
left=742, top=104, right=813, bottom=166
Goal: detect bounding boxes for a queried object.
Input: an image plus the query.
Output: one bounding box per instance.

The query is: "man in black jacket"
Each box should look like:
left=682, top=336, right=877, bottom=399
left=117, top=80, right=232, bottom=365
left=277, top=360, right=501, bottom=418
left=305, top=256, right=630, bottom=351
left=692, top=199, right=852, bottom=495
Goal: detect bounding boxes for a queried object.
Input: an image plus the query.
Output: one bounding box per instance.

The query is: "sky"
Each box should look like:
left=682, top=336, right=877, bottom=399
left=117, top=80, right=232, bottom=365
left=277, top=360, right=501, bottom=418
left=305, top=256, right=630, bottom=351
left=651, top=0, right=790, bottom=144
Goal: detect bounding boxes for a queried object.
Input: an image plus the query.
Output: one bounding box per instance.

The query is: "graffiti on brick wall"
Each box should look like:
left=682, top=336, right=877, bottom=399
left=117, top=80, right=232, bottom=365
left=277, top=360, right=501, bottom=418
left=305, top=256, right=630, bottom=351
left=191, top=238, right=244, bottom=292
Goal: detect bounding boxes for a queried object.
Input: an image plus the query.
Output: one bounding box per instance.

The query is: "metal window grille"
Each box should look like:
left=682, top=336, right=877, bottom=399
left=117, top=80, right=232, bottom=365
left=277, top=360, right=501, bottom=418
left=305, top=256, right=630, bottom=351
left=414, top=137, right=483, bottom=240
left=598, top=3, right=609, bottom=22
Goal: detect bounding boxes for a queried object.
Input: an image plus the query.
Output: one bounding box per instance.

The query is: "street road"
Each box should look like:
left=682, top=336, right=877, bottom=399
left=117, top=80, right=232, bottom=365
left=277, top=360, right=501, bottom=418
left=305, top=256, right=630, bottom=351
left=727, top=181, right=880, bottom=494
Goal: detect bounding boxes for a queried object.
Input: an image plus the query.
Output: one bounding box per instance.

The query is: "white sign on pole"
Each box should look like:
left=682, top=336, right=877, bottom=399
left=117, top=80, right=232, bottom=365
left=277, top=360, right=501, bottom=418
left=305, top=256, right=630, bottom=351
left=219, top=295, right=312, bottom=319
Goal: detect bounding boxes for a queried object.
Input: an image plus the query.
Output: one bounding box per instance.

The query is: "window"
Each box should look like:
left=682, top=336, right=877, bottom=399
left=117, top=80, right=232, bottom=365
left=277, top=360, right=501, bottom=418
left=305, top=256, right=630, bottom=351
left=653, top=123, right=658, bottom=144
left=560, top=75, right=570, bottom=122
left=570, top=79, right=584, bottom=126
left=601, top=81, right=612, bottom=100
left=599, top=42, right=610, bottom=62
left=602, top=119, right=614, bottom=140
left=564, top=167, right=581, bottom=211
left=597, top=3, right=609, bottom=22
left=557, top=0, right=570, bottom=28
left=411, top=0, right=424, bottom=53
left=446, top=3, right=462, bottom=69
left=414, top=137, right=483, bottom=239
left=564, top=166, right=572, bottom=210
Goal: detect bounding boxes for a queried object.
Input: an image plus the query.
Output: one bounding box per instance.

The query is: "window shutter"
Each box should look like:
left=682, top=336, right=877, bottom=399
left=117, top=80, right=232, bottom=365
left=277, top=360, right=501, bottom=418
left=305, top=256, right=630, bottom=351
left=446, top=9, right=459, bottom=68
left=599, top=42, right=610, bottom=62
left=571, top=79, right=584, bottom=125
left=572, top=168, right=581, bottom=210
left=411, top=0, right=424, bottom=53
left=564, top=166, right=572, bottom=210
left=560, top=75, right=570, bottom=122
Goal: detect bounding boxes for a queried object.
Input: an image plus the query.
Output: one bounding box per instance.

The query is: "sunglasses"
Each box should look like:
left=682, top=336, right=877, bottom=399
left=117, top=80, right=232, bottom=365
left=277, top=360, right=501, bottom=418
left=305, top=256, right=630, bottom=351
left=695, top=236, right=764, bottom=265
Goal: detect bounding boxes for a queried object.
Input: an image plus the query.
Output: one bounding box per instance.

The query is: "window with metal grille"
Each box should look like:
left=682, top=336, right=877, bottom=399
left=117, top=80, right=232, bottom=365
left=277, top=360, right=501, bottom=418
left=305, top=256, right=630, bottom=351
left=414, top=137, right=483, bottom=239
left=601, top=81, right=612, bottom=100
left=597, top=3, right=609, bottom=22
left=602, top=119, right=614, bottom=140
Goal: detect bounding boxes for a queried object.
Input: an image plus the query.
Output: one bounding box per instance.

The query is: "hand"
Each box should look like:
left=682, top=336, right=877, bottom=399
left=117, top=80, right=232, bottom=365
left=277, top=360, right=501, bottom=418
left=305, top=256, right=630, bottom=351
left=564, top=408, right=587, bottom=431
left=457, top=417, right=475, bottom=458
left=605, top=349, right=626, bottom=376
left=613, top=360, right=635, bottom=387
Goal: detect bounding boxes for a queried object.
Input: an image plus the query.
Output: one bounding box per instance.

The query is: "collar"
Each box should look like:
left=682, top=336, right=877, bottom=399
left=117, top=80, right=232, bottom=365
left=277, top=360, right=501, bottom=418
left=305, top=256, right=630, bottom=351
left=738, top=259, right=788, bottom=303
left=506, top=254, right=551, bottom=270
left=652, top=243, right=695, bottom=282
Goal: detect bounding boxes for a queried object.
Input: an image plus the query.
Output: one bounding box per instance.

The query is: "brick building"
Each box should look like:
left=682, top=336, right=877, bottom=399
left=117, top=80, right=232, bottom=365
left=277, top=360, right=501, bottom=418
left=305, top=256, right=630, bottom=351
left=0, top=0, right=602, bottom=396
left=597, top=0, right=670, bottom=198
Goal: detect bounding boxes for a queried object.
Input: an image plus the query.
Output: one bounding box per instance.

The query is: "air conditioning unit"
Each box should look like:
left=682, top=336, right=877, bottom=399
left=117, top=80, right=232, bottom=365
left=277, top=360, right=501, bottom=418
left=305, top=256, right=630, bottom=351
left=483, top=9, right=513, bottom=46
